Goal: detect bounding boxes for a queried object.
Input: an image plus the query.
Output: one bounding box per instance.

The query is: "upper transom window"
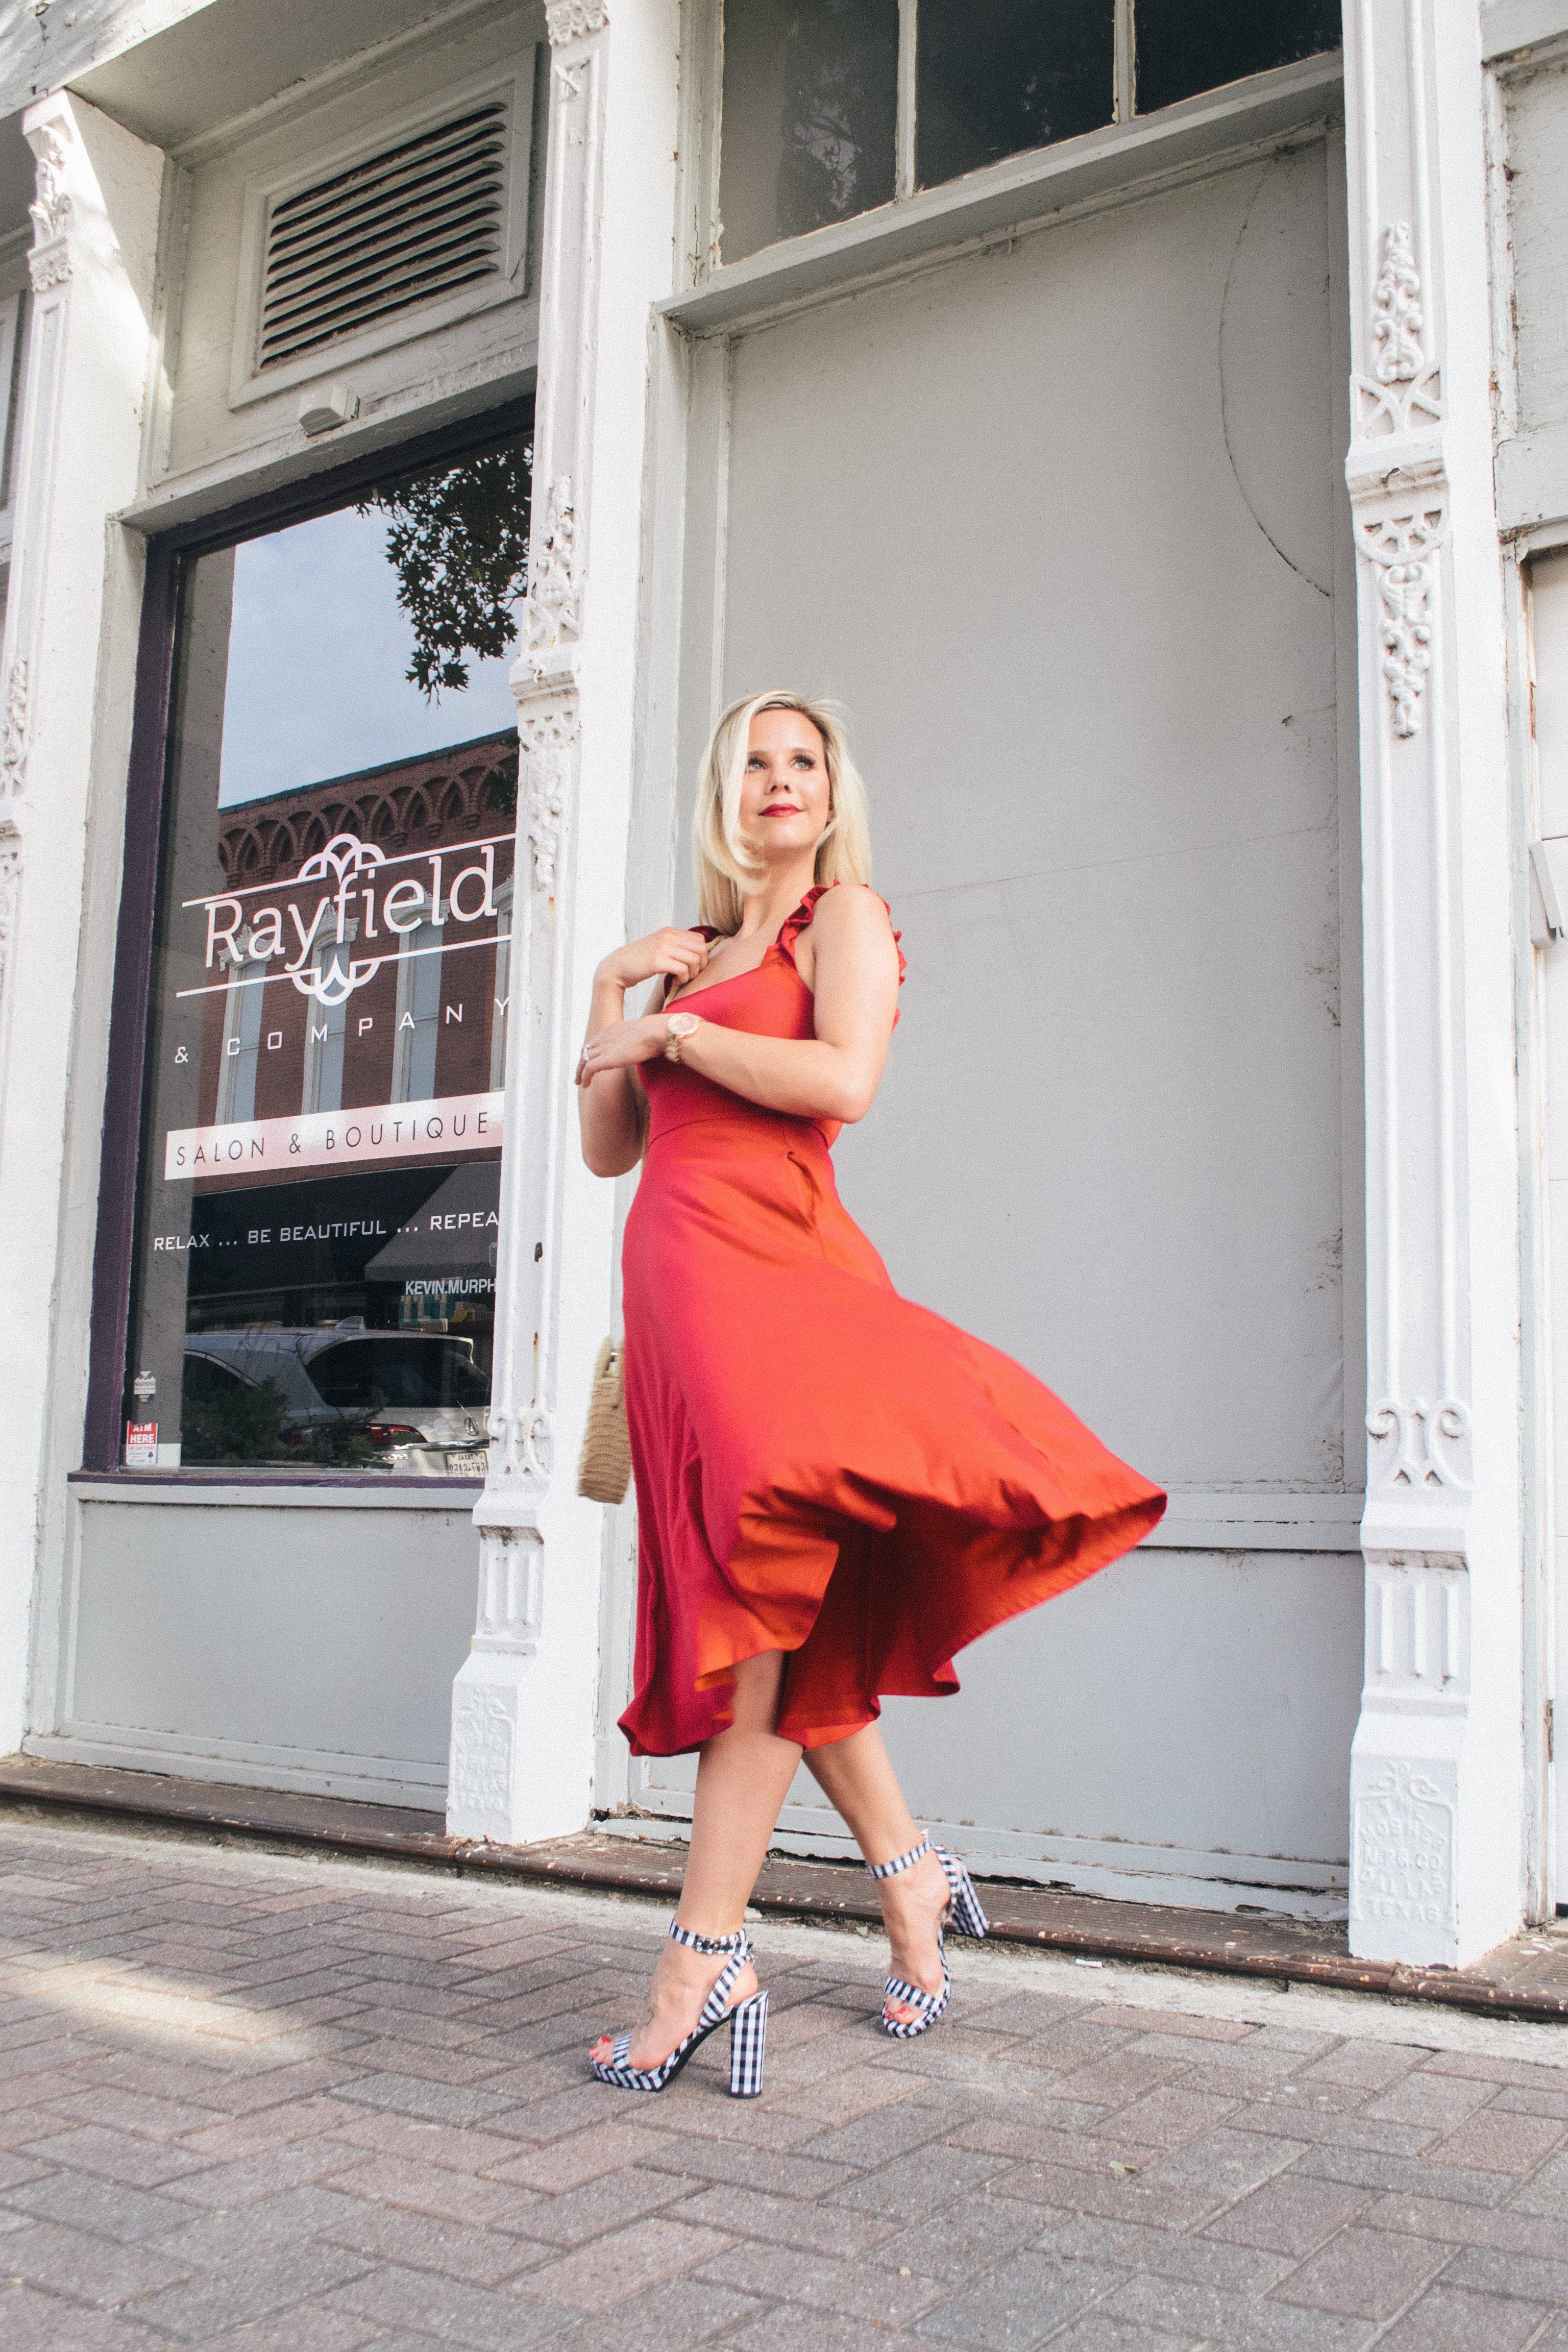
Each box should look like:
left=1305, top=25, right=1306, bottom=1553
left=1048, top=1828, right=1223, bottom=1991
left=718, top=0, right=1342, bottom=264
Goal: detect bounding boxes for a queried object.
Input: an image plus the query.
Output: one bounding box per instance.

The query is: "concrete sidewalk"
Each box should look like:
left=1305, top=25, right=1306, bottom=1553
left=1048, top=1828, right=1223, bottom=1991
left=2, top=1816, right=1566, bottom=2352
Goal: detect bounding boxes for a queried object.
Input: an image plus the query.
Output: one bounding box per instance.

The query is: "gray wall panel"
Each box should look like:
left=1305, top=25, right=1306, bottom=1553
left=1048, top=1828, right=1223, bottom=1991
left=66, top=1500, right=476, bottom=1784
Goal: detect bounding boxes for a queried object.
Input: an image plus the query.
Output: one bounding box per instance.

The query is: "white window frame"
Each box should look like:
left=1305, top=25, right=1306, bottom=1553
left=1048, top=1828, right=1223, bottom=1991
left=228, top=53, right=536, bottom=412
left=215, top=947, right=268, bottom=1125
left=298, top=916, right=361, bottom=1113
left=688, top=0, right=1344, bottom=308
left=488, top=875, right=513, bottom=1092
left=300, top=986, right=348, bottom=1117
left=392, top=914, right=444, bottom=1103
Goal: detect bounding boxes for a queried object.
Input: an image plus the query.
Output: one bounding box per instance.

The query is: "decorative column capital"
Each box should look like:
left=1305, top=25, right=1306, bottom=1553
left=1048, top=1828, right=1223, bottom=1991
left=524, top=476, right=581, bottom=681
left=516, top=682, right=580, bottom=895
left=546, top=1, right=608, bottom=43
left=10, top=94, right=140, bottom=806
left=23, top=100, right=78, bottom=293
left=1, top=661, right=28, bottom=811
left=1345, top=222, right=1449, bottom=743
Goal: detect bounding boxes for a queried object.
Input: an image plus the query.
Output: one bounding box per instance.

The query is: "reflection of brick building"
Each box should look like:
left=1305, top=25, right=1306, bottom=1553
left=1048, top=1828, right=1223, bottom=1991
left=195, top=731, right=516, bottom=1145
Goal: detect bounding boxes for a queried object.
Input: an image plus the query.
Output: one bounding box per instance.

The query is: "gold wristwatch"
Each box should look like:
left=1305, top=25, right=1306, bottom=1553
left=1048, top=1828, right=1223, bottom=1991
left=665, top=1012, right=701, bottom=1063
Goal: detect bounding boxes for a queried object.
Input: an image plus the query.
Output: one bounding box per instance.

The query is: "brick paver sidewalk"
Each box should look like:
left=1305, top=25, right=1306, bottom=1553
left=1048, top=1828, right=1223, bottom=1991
left=2, top=1817, right=1566, bottom=2352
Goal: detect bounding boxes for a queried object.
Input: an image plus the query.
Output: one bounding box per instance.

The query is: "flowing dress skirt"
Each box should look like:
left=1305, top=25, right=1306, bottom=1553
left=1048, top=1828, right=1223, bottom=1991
left=618, top=895, right=1166, bottom=1757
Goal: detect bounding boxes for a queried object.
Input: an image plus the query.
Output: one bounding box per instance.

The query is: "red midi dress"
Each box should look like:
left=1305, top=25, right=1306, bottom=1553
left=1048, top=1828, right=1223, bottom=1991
left=619, top=886, right=1166, bottom=1757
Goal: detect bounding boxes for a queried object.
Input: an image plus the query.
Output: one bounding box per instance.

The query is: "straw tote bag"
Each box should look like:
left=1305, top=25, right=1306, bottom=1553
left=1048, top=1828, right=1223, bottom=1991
left=577, top=1337, right=632, bottom=1504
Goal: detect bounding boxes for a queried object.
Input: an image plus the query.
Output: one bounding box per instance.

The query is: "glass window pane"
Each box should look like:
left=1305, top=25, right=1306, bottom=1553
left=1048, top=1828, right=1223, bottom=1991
left=720, top=0, right=898, bottom=264
left=122, top=433, right=528, bottom=1476
left=916, top=0, right=1115, bottom=190
left=1134, top=0, right=1341, bottom=116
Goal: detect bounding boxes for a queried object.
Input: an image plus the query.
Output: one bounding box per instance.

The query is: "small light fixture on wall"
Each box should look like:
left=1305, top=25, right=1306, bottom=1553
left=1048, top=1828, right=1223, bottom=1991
left=298, top=381, right=360, bottom=436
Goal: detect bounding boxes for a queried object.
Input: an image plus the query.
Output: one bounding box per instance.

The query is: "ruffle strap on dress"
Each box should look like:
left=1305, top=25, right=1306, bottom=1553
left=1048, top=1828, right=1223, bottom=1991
left=776, top=881, right=907, bottom=991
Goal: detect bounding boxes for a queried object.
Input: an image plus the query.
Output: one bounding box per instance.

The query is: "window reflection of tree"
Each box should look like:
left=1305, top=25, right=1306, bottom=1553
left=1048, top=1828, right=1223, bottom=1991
left=356, top=436, right=531, bottom=702
left=777, top=0, right=897, bottom=240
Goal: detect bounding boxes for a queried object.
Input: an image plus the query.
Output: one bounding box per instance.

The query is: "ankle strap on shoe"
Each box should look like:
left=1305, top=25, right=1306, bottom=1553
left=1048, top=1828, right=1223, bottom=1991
left=866, top=1837, right=931, bottom=1881
left=668, top=1919, right=750, bottom=1956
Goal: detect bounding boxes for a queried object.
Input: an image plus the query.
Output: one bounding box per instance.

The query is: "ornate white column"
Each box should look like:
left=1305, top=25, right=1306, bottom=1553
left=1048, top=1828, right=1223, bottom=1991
left=0, top=94, right=163, bottom=1752
left=1344, top=4, right=1523, bottom=1964
left=447, top=1, right=679, bottom=1842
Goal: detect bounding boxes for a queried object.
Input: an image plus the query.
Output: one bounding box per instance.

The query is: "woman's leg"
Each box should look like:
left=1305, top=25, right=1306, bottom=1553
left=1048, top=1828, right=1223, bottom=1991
left=677, top=1650, right=804, bottom=1932
left=804, top=1723, right=952, bottom=2024
left=591, top=1650, right=802, bottom=2071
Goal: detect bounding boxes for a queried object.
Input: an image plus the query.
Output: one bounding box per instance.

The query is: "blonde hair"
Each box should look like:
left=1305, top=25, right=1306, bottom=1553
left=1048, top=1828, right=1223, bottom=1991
left=692, top=690, right=873, bottom=933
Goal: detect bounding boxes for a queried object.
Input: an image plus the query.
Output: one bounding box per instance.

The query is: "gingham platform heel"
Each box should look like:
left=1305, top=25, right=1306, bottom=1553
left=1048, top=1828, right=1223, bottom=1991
left=867, top=1837, right=989, bottom=2039
left=589, top=1920, right=769, bottom=2097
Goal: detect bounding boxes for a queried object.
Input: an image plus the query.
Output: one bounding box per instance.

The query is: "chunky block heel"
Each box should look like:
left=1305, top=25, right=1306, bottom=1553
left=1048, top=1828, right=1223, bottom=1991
left=867, top=1836, right=988, bottom=2038
left=938, top=1846, right=989, bottom=1941
left=727, top=1990, right=769, bottom=2097
left=590, top=1920, right=766, bottom=2095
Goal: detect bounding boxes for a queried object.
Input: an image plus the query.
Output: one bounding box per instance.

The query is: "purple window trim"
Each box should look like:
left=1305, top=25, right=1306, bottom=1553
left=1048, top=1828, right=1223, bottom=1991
left=81, top=395, right=533, bottom=1477
left=82, top=540, right=180, bottom=1473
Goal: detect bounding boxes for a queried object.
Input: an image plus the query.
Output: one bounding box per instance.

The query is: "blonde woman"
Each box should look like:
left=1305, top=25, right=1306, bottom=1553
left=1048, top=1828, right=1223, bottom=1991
left=575, top=691, right=1163, bottom=2097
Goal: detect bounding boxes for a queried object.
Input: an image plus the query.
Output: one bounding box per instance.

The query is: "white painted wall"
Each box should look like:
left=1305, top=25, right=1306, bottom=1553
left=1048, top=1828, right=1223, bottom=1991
left=32, top=1490, right=478, bottom=1807
left=0, top=1, right=1548, bottom=1966
left=1343, top=0, right=1525, bottom=1967
left=1504, top=52, right=1568, bottom=434
left=638, top=1552, right=1363, bottom=1915
left=615, top=131, right=1365, bottom=1914
left=0, top=0, right=211, bottom=118
left=1491, top=23, right=1568, bottom=535
left=1503, top=12, right=1568, bottom=1921
left=155, top=4, right=541, bottom=501
left=0, top=93, right=163, bottom=1759
left=1532, top=549, right=1568, bottom=1904
left=732, top=154, right=1350, bottom=1489
left=1, top=12, right=552, bottom=1792
left=447, top=0, right=684, bottom=1847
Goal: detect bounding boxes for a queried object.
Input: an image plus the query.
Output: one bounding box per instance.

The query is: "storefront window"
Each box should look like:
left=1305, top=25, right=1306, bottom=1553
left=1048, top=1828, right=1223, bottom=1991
left=719, top=0, right=898, bottom=263
left=1134, top=1, right=1343, bottom=117
left=121, top=432, right=528, bottom=1475
left=916, top=1, right=1114, bottom=189
left=718, top=1, right=1341, bottom=253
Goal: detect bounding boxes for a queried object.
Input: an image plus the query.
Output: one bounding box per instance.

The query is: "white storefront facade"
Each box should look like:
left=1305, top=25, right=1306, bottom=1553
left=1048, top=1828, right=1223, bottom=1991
left=0, top=0, right=1564, bottom=1970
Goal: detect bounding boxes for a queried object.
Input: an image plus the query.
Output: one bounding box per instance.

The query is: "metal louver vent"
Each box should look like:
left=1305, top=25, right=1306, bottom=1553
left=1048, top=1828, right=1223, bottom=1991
left=259, top=102, right=508, bottom=369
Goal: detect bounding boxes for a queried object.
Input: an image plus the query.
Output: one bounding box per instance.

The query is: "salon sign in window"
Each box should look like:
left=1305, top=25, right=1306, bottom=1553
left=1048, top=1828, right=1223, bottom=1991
left=124, top=432, right=529, bottom=1475
left=173, top=808, right=509, bottom=1179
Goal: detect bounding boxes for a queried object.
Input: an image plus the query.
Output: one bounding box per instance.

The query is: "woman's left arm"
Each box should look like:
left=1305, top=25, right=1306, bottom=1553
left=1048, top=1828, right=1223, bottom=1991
left=573, top=885, right=901, bottom=1124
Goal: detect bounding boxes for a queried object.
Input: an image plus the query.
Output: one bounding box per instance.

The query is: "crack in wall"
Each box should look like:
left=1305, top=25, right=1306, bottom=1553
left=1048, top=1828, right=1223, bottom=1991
left=1220, top=159, right=1334, bottom=602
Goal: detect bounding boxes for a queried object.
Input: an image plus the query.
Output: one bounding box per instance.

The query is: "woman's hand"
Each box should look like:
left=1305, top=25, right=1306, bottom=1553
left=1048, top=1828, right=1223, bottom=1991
left=657, top=887, right=899, bottom=1126
left=576, top=933, right=706, bottom=1172
left=575, top=1015, right=669, bottom=1089
left=596, top=928, right=710, bottom=993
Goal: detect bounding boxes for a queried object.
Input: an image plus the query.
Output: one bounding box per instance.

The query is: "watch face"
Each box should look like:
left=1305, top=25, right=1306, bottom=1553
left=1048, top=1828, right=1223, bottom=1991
left=670, top=1013, right=700, bottom=1037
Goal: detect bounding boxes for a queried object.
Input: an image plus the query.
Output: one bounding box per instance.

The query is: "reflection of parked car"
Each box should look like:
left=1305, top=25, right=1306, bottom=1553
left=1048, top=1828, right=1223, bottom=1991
left=184, top=1326, right=489, bottom=1474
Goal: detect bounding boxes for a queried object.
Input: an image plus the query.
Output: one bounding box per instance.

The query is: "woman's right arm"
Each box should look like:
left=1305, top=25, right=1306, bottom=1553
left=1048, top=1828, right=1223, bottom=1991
left=576, top=928, right=712, bottom=1177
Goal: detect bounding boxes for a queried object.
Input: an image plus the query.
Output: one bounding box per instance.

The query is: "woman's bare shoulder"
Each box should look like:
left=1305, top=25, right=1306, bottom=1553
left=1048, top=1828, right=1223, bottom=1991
left=811, top=881, right=893, bottom=940
left=800, top=886, right=899, bottom=997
